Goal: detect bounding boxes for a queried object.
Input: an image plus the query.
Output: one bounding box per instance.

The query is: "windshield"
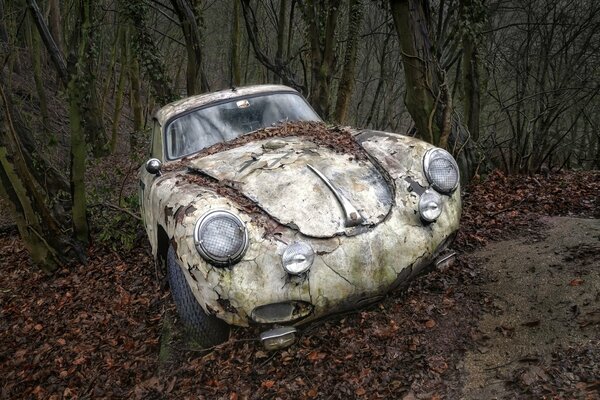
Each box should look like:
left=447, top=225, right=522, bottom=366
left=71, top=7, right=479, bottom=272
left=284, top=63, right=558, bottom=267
left=165, top=92, right=321, bottom=159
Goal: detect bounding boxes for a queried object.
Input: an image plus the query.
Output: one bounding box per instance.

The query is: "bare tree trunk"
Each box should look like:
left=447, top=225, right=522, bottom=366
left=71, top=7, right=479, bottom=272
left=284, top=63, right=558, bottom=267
left=389, top=0, right=445, bottom=145
left=230, top=0, right=242, bottom=86
left=365, top=29, right=391, bottom=128
left=240, top=0, right=305, bottom=92
left=111, top=27, right=127, bottom=153
left=128, top=29, right=144, bottom=134
left=300, top=0, right=342, bottom=118
left=47, top=0, right=63, bottom=55
left=275, top=0, right=289, bottom=84
left=124, top=0, right=176, bottom=105
left=171, top=0, right=209, bottom=95
left=0, top=0, right=8, bottom=45
left=0, top=83, right=81, bottom=272
left=334, top=0, right=364, bottom=124
left=459, top=0, right=480, bottom=143
left=24, top=13, right=50, bottom=134
left=390, top=0, right=476, bottom=182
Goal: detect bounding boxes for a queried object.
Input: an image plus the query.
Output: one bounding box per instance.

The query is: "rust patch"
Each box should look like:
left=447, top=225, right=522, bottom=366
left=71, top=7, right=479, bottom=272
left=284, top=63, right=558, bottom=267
left=181, top=170, right=283, bottom=235
left=217, top=298, right=237, bottom=314
left=164, top=206, right=174, bottom=226
left=184, top=205, right=197, bottom=215
left=174, top=205, right=185, bottom=224
left=174, top=204, right=197, bottom=224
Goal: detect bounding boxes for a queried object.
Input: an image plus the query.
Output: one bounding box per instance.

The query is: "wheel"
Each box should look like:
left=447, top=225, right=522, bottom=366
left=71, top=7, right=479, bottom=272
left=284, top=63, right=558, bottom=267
left=167, top=245, right=229, bottom=347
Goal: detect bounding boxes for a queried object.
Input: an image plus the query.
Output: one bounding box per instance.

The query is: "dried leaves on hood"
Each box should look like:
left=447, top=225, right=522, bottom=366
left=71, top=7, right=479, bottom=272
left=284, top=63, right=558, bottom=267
left=163, top=121, right=368, bottom=172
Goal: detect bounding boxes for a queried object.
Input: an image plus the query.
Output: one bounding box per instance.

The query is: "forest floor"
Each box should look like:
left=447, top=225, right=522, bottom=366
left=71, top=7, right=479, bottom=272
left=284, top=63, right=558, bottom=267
left=1, top=170, right=599, bottom=400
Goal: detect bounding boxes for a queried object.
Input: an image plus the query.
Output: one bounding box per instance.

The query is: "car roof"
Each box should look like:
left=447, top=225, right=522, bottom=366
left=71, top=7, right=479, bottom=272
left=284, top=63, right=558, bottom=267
left=154, top=84, right=299, bottom=126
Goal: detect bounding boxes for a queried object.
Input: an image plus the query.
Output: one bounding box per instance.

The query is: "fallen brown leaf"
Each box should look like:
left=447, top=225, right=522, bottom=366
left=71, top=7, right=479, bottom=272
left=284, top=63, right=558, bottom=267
left=569, top=278, right=584, bottom=286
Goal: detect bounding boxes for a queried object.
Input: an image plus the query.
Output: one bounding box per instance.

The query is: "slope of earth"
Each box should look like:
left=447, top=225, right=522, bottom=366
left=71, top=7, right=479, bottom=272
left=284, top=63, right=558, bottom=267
left=461, top=216, right=600, bottom=399
left=0, top=170, right=598, bottom=399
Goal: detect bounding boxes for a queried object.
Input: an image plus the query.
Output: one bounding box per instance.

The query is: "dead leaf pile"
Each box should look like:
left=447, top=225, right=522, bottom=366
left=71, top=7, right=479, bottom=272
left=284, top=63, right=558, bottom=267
left=1, top=167, right=598, bottom=398
left=456, top=169, right=600, bottom=250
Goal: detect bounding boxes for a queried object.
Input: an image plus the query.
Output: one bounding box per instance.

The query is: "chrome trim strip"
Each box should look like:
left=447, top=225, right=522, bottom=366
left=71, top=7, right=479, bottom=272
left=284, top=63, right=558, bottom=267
left=307, top=164, right=364, bottom=227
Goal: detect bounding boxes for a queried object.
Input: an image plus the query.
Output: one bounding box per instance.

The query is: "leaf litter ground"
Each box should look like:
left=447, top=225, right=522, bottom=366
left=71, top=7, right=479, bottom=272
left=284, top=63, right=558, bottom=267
left=1, top=170, right=598, bottom=399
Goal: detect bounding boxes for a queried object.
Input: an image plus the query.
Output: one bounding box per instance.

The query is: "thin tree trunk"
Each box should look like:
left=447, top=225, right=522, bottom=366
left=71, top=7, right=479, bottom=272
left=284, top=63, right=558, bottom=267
left=47, top=0, right=63, bottom=56
left=275, top=0, right=289, bottom=84
left=124, top=0, right=175, bottom=105
left=365, top=30, right=391, bottom=128
left=230, top=0, right=242, bottom=86
left=111, top=29, right=127, bottom=153
left=334, top=0, right=363, bottom=124
left=25, top=13, right=50, bottom=134
left=389, top=0, right=442, bottom=144
left=171, top=0, right=209, bottom=95
left=0, top=84, right=80, bottom=271
left=301, top=0, right=342, bottom=118
left=0, top=0, right=8, bottom=45
left=459, top=0, right=480, bottom=142
left=128, top=31, right=144, bottom=134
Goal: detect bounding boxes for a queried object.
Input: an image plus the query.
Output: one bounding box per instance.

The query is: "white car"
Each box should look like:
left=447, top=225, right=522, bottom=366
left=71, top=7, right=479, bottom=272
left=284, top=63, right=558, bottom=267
left=139, top=85, right=461, bottom=349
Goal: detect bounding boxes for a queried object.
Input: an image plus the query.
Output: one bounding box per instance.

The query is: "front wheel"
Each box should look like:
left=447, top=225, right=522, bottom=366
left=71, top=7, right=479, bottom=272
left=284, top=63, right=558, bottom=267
left=167, top=245, right=229, bottom=347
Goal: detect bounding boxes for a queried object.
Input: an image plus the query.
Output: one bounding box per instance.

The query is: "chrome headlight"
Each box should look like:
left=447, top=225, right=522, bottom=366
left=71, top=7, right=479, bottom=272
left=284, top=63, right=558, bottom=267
left=194, top=210, right=249, bottom=266
left=419, top=189, right=443, bottom=222
left=423, top=148, right=459, bottom=194
left=282, top=242, right=314, bottom=275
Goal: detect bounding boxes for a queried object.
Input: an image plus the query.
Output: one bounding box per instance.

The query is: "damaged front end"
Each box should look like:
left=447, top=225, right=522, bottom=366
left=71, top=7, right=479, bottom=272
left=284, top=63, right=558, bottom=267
left=141, top=123, right=460, bottom=350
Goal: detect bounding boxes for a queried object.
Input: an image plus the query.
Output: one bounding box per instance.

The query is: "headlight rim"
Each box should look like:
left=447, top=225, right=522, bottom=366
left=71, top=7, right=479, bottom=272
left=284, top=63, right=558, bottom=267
left=282, top=241, right=315, bottom=275
left=418, top=188, right=443, bottom=223
left=193, top=209, right=249, bottom=267
left=423, top=148, right=460, bottom=194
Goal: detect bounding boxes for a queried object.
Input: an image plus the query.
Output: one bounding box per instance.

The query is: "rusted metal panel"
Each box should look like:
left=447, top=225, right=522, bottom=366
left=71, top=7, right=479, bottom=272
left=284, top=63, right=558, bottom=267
left=141, top=128, right=460, bottom=327
left=188, top=137, right=393, bottom=238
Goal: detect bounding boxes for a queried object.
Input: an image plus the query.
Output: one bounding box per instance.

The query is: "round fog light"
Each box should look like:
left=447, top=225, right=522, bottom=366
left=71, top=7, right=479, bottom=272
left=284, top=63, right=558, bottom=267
left=419, top=189, right=443, bottom=222
left=282, top=242, right=314, bottom=275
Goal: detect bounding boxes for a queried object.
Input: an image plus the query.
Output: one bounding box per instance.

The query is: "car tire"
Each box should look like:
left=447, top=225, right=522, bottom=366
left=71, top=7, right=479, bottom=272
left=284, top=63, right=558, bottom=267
left=167, top=245, right=230, bottom=347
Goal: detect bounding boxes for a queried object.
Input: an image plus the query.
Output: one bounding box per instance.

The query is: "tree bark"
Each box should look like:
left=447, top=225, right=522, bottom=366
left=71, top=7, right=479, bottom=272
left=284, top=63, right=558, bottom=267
left=230, top=0, right=242, bottom=86
left=47, top=0, right=63, bottom=56
left=334, top=0, right=364, bottom=124
left=124, top=0, right=176, bottom=105
left=241, top=0, right=305, bottom=92
left=390, top=0, right=476, bottom=182
left=0, top=0, right=8, bottom=46
left=275, top=0, right=289, bottom=83
left=299, top=0, right=342, bottom=118
left=0, top=84, right=81, bottom=272
left=171, top=0, right=209, bottom=95
left=389, top=0, right=443, bottom=144
left=459, top=0, right=481, bottom=142
left=24, top=14, right=50, bottom=134
left=27, top=0, right=68, bottom=86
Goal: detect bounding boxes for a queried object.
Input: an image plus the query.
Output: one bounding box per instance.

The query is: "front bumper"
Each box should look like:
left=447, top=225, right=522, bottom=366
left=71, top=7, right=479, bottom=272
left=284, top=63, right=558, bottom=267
left=256, top=249, right=456, bottom=350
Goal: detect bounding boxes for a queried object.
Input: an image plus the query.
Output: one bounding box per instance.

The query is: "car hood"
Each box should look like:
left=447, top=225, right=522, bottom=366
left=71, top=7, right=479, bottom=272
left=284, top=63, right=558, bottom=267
left=188, top=137, right=393, bottom=237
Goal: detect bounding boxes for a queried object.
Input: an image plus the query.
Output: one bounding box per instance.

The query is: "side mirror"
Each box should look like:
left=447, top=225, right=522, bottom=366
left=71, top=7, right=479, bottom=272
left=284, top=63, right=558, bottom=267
left=145, top=158, right=162, bottom=176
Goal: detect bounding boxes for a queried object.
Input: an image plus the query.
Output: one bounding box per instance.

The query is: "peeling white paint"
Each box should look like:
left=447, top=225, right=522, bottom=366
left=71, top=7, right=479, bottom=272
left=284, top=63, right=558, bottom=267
left=140, top=128, right=460, bottom=328
left=188, top=137, right=393, bottom=237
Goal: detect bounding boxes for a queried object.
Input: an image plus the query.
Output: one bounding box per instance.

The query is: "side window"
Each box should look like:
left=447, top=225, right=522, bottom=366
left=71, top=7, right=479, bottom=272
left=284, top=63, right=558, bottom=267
left=151, top=120, right=163, bottom=160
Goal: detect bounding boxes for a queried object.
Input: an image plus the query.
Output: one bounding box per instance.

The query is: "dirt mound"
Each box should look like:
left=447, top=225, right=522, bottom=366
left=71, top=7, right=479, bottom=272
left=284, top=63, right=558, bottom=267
left=461, top=216, right=600, bottom=399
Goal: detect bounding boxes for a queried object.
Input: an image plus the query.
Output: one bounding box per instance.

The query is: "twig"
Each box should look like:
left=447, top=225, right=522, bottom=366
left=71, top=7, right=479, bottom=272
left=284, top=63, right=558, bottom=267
left=486, top=195, right=533, bottom=217
left=90, top=203, right=142, bottom=221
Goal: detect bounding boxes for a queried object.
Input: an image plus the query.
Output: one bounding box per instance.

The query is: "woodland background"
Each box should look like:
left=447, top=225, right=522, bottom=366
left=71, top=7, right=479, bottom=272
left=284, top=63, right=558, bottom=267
left=0, top=1, right=599, bottom=398
left=0, top=0, right=598, bottom=269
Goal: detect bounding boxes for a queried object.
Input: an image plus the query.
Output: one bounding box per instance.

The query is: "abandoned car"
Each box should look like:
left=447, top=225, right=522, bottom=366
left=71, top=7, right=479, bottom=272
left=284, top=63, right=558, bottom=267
left=139, top=85, right=461, bottom=349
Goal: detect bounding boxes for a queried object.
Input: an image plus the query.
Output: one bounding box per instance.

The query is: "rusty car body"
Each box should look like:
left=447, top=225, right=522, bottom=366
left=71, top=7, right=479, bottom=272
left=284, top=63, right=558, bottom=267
left=139, top=85, right=461, bottom=349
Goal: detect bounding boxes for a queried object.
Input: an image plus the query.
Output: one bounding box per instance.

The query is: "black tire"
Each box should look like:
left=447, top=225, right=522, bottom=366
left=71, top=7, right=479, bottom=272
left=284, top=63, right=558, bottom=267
left=167, top=245, right=229, bottom=347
